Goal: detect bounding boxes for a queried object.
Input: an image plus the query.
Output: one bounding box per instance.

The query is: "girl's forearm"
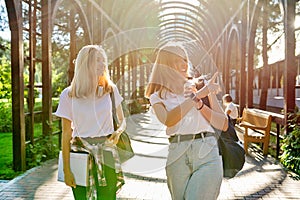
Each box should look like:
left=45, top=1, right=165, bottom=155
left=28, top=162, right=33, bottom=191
left=197, top=100, right=228, bottom=131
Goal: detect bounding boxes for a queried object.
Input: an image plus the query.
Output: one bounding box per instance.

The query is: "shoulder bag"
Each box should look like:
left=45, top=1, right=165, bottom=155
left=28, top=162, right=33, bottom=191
left=110, top=90, right=135, bottom=163
left=217, top=120, right=245, bottom=178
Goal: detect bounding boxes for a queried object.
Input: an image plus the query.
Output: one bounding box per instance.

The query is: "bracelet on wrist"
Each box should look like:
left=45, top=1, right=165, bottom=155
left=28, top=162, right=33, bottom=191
left=189, top=93, right=200, bottom=103
left=197, top=100, right=204, bottom=110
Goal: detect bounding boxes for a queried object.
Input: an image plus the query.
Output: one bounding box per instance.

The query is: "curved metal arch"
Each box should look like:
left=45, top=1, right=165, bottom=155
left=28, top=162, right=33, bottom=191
left=108, top=0, right=119, bottom=22
left=159, top=19, right=209, bottom=41
left=158, top=27, right=203, bottom=46
left=102, top=27, right=120, bottom=65
left=228, top=24, right=240, bottom=45
left=104, top=27, right=118, bottom=42
left=158, top=29, right=206, bottom=48
left=201, top=0, right=244, bottom=44
left=204, top=0, right=240, bottom=27
left=226, top=25, right=240, bottom=63
left=199, top=0, right=246, bottom=60
left=159, top=13, right=212, bottom=45
left=51, top=0, right=92, bottom=44
left=155, top=36, right=191, bottom=51
left=159, top=20, right=207, bottom=46
left=248, top=0, right=264, bottom=38
left=226, top=25, right=240, bottom=93
left=196, top=0, right=227, bottom=39
left=158, top=12, right=212, bottom=46
left=158, top=4, right=216, bottom=40
left=160, top=1, right=200, bottom=11
left=214, top=43, right=224, bottom=69
left=157, top=33, right=192, bottom=44
left=156, top=33, right=207, bottom=58
left=109, top=0, right=135, bottom=27
left=158, top=2, right=219, bottom=40
left=156, top=34, right=199, bottom=49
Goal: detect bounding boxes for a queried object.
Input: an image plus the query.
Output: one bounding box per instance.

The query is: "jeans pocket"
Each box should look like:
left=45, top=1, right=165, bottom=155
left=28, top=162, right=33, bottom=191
left=197, top=137, right=218, bottom=159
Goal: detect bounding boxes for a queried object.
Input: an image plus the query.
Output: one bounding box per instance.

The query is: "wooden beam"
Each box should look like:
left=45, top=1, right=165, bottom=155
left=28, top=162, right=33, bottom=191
left=5, top=0, right=26, bottom=171
left=41, top=0, right=52, bottom=136
left=239, top=1, right=247, bottom=113
left=283, top=0, right=296, bottom=121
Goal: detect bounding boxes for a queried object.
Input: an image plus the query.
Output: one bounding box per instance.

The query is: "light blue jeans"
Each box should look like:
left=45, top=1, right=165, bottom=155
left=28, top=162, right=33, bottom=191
left=166, top=136, right=223, bottom=200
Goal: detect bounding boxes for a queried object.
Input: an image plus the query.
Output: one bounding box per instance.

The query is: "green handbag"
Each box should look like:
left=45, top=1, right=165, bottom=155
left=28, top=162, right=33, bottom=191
left=110, top=90, right=135, bottom=163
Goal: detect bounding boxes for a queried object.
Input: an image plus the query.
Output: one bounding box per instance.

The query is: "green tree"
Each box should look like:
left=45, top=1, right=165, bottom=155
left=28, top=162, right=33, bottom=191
left=0, top=1, right=9, bottom=32
left=51, top=42, right=69, bottom=97
left=0, top=38, right=11, bottom=99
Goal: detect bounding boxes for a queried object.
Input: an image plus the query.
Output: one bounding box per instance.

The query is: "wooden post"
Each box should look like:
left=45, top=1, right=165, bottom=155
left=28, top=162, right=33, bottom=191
left=239, top=1, right=247, bottom=113
left=41, top=0, right=52, bottom=137
left=6, top=0, right=26, bottom=171
left=283, top=0, right=296, bottom=124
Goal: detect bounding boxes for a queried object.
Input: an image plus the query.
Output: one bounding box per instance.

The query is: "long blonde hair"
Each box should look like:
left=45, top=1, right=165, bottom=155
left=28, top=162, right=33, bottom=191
left=69, top=45, right=112, bottom=98
left=145, top=43, right=189, bottom=98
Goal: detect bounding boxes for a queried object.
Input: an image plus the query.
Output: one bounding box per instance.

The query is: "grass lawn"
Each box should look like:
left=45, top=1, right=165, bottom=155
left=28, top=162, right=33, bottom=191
left=0, top=120, right=61, bottom=180
left=0, top=132, right=22, bottom=179
left=0, top=98, right=61, bottom=180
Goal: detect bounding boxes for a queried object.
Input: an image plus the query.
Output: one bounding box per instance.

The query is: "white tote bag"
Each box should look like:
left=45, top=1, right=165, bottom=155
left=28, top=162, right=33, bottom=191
left=57, top=151, right=89, bottom=186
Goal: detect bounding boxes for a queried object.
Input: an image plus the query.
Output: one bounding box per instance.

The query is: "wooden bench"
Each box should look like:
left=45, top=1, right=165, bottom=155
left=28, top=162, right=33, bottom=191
left=238, top=108, right=272, bottom=155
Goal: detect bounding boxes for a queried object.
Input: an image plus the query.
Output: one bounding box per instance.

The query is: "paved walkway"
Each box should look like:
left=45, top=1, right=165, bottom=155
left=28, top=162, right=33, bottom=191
left=0, top=111, right=299, bottom=200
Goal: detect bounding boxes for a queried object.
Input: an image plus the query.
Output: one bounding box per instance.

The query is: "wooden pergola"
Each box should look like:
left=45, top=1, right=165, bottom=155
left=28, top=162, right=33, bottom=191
left=3, top=0, right=298, bottom=171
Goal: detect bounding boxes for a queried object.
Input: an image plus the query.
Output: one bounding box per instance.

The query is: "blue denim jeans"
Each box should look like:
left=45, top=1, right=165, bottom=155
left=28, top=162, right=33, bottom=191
left=166, top=136, right=223, bottom=200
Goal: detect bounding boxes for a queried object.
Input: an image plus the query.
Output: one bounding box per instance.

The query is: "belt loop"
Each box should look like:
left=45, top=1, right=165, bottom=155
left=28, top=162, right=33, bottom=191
left=201, top=132, right=206, bottom=142
left=177, top=135, right=180, bottom=143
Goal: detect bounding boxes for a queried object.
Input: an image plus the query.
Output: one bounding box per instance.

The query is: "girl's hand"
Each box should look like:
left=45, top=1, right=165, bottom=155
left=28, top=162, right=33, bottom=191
left=108, top=131, right=121, bottom=145
left=206, top=72, right=221, bottom=94
left=64, top=170, right=76, bottom=188
left=195, top=72, right=220, bottom=98
left=184, top=80, right=197, bottom=98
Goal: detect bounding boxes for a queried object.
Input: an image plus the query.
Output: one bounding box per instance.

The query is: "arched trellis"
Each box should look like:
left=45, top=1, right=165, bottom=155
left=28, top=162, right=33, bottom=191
left=226, top=24, right=240, bottom=105
left=5, top=0, right=100, bottom=171
left=3, top=0, right=298, bottom=172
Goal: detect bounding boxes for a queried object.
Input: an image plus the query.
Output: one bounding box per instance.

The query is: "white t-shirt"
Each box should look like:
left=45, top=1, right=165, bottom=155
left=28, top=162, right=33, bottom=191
left=149, top=91, right=215, bottom=136
left=54, top=84, right=123, bottom=138
left=225, top=102, right=238, bottom=119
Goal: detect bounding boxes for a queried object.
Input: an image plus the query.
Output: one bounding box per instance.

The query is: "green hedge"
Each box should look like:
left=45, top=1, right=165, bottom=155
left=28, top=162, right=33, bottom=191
left=280, top=109, right=300, bottom=175
left=0, top=101, right=12, bottom=132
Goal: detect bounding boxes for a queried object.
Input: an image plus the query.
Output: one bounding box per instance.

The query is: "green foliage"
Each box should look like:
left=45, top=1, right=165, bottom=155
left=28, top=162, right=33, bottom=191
left=0, top=100, right=12, bottom=132
left=0, top=98, right=60, bottom=179
left=0, top=3, right=9, bottom=32
left=0, top=38, right=11, bottom=99
left=0, top=55, right=11, bottom=99
left=280, top=107, right=300, bottom=175
left=51, top=42, right=69, bottom=97
left=26, top=135, right=60, bottom=169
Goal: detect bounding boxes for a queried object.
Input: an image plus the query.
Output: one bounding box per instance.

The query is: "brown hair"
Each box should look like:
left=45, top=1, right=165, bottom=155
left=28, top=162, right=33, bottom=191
left=145, top=44, right=189, bottom=98
left=222, top=94, right=233, bottom=103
